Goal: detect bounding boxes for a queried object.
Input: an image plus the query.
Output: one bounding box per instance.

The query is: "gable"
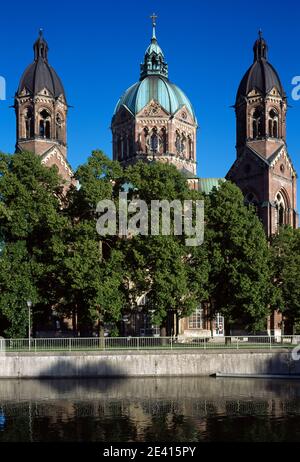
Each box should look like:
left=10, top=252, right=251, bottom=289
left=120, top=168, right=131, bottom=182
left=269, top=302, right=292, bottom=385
left=136, top=99, right=171, bottom=118
left=226, top=146, right=267, bottom=180
left=267, top=86, right=282, bottom=98
left=113, top=105, right=134, bottom=124
left=173, top=105, right=195, bottom=126
left=269, top=147, right=297, bottom=178
left=41, top=146, right=73, bottom=182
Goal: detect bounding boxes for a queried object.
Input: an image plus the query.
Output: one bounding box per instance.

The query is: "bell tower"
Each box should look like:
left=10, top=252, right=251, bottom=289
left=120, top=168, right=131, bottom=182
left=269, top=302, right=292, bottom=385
left=227, top=32, right=297, bottom=236
left=15, top=30, right=72, bottom=183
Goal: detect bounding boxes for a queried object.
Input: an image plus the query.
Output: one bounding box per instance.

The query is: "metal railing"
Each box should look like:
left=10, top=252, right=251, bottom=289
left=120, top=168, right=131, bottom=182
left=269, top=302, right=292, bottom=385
left=1, top=335, right=299, bottom=353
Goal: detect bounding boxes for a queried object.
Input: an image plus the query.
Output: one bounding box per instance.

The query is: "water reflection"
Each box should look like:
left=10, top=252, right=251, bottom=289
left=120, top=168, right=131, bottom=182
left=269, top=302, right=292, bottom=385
left=0, top=377, right=300, bottom=442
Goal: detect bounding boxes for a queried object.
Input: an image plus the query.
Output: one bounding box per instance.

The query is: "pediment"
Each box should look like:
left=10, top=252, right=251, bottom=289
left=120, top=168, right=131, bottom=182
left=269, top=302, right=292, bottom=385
left=136, top=99, right=170, bottom=118
left=173, top=105, right=195, bottom=125
left=270, top=147, right=297, bottom=177
left=37, top=87, right=52, bottom=97
left=226, top=147, right=267, bottom=179
left=247, top=88, right=262, bottom=98
left=42, top=147, right=73, bottom=179
left=267, top=86, right=281, bottom=97
left=113, top=105, right=134, bottom=124
left=19, top=87, right=29, bottom=97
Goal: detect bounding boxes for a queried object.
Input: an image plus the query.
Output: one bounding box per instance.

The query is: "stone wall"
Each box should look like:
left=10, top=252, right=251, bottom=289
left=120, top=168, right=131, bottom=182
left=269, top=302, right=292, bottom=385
left=0, top=350, right=299, bottom=378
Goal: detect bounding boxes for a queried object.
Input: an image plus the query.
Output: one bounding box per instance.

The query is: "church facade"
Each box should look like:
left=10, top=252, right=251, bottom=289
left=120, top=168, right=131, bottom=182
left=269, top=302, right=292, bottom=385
left=13, top=23, right=298, bottom=338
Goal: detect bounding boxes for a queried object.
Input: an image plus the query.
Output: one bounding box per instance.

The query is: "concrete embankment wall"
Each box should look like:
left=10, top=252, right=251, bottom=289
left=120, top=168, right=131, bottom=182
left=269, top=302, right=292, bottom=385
left=0, top=350, right=299, bottom=378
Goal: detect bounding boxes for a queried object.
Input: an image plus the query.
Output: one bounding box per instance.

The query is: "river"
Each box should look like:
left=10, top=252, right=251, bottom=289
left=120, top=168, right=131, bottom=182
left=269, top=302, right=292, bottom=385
left=0, top=377, right=300, bottom=442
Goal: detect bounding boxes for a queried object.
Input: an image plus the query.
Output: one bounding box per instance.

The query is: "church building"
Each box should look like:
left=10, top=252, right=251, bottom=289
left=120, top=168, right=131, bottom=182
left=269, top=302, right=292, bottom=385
left=13, top=21, right=298, bottom=338
left=110, top=18, right=298, bottom=338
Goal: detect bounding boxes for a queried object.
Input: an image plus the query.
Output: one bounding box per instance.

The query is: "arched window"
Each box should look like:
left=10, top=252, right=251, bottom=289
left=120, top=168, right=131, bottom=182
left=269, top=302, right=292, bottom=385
left=275, top=191, right=287, bottom=228
left=39, top=109, right=51, bottom=139
left=150, top=128, right=159, bottom=153
left=269, top=109, right=279, bottom=138
left=175, top=131, right=182, bottom=154
left=181, top=134, right=187, bottom=155
left=144, top=127, right=150, bottom=154
left=252, top=107, right=264, bottom=139
left=56, top=113, right=63, bottom=141
left=126, top=135, right=130, bottom=158
left=160, top=128, right=167, bottom=154
left=122, top=135, right=128, bottom=159
left=188, top=136, right=193, bottom=160
left=117, top=137, right=122, bottom=160
left=273, top=120, right=278, bottom=138
left=24, top=107, right=34, bottom=139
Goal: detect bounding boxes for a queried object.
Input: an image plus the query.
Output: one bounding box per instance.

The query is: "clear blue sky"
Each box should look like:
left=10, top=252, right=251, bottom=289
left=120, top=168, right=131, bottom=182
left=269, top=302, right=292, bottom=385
left=0, top=0, right=300, bottom=204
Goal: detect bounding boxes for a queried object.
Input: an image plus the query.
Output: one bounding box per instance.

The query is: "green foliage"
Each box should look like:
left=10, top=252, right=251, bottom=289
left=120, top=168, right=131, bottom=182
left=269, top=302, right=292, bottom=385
left=0, top=151, right=66, bottom=337
left=118, top=161, right=209, bottom=329
left=1, top=149, right=297, bottom=338
left=58, top=151, right=125, bottom=335
left=271, top=226, right=300, bottom=330
left=205, top=181, right=274, bottom=333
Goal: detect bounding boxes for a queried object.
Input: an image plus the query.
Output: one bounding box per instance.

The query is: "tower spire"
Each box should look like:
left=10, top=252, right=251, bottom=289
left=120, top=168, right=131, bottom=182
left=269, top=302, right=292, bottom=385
left=140, top=13, right=168, bottom=80
left=34, top=28, right=48, bottom=62
left=253, top=29, right=268, bottom=61
left=150, top=12, right=158, bottom=41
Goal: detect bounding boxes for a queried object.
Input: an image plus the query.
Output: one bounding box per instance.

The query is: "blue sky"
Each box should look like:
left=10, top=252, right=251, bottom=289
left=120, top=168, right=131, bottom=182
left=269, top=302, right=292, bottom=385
left=0, top=0, right=300, bottom=203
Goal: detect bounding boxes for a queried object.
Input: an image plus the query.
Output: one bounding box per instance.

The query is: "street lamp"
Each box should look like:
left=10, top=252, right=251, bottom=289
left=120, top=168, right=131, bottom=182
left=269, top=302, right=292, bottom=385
left=27, top=300, right=32, bottom=350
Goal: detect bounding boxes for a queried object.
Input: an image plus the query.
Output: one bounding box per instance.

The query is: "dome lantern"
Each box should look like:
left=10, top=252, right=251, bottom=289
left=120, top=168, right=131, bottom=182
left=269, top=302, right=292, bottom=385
left=33, top=28, right=49, bottom=62
left=253, top=30, right=268, bottom=62
left=140, top=13, right=169, bottom=80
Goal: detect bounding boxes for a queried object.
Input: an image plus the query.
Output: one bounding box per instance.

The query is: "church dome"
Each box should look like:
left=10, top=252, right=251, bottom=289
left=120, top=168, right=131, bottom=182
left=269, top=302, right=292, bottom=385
left=236, top=32, right=285, bottom=104
left=113, top=19, right=196, bottom=122
left=17, top=30, right=66, bottom=100
left=114, top=75, right=196, bottom=121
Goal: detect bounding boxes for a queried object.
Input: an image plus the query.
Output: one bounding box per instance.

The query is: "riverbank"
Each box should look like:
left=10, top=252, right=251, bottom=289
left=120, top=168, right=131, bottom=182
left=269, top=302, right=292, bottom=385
left=0, top=349, right=298, bottom=378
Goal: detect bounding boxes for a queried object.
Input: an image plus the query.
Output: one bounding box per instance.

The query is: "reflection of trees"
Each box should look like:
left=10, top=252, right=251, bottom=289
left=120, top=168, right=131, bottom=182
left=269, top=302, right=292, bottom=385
left=2, top=395, right=300, bottom=442
left=143, top=410, right=201, bottom=443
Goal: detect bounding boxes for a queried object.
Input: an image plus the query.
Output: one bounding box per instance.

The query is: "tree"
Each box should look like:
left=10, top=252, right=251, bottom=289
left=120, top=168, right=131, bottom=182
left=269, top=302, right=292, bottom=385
left=117, top=161, right=209, bottom=336
left=58, top=151, right=126, bottom=336
left=0, top=151, right=67, bottom=337
left=271, top=226, right=300, bottom=333
left=205, top=181, right=274, bottom=334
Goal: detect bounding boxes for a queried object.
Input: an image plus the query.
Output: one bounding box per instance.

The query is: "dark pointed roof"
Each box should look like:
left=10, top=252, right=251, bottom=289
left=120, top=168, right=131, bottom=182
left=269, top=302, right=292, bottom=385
left=17, top=29, right=66, bottom=100
left=236, top=32, right=285, bottom=104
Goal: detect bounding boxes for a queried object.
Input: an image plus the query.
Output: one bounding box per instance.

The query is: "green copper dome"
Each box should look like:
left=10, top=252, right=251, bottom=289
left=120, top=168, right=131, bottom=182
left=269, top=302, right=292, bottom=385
left=113, top=21, right=196, bottom=122
left=114, top=75, right=196, bottom=121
